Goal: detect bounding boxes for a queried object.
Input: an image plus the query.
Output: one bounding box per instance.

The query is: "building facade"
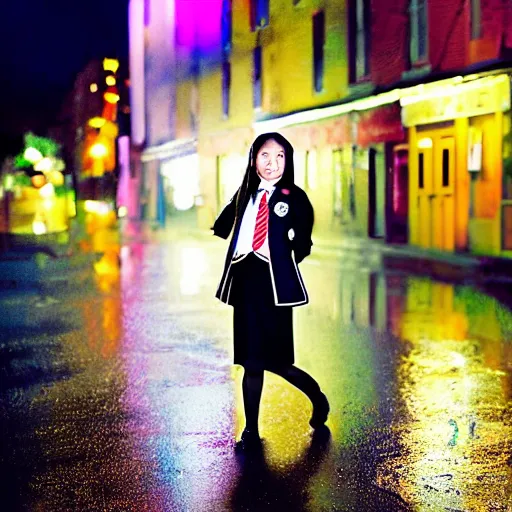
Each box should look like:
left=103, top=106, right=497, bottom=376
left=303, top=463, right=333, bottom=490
left=130, top=0, right=512, bottom=255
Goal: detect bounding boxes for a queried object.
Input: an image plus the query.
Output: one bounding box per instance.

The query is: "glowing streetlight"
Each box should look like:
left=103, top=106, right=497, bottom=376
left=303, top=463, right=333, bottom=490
left=89, top=143, right=108, bottom=159
left=103, top=58, right=119, bottom=74
left=88, top=117, right=106, bottom=129
left=34, top=157, right=53, bottom=172
left=104, top=90, right=120, bottom=104
left=24, top=147, right=43, bottom=163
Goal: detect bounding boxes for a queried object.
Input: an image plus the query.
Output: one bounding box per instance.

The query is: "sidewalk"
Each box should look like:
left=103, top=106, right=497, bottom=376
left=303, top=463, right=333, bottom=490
left=121, top=215, right=512, bottom=285
left=0, top=231, right=96, bottom=290
left=311, top=233, right=509, bottom=283
left=134, top=213, right=512, bottom=285
left=2, top=216, right=512, bottom=290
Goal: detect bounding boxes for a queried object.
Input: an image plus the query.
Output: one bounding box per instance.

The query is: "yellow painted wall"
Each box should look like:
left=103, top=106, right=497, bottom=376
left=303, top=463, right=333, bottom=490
left=197, top=155, right=218, bottom=230
left=454, top=117, right=469, bottom=250
left=306, top=147, right=336, bottom=238
left=408, top=127, right=419, bottom=246
left=264, top=0, right=349, bottom=114
left=354, top=165, right=369, bottom=236
left=471, top=113, right=502, bottom=219
left=175, top=79, right=193, bottom=140
left=198, top=0, right=349, bottom=134
left=409, top=124, right=464, bottom=252
left=409, top=113, right=505, bottom=255
left=467, top=112, right=503, bottom=255
left=194, top=0, right=349, bottom=233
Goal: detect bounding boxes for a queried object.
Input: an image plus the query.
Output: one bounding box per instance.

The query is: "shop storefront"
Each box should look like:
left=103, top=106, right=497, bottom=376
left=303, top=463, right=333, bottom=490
left=402, top=73, right=511, bottom=255
left=141, top=138, right=198, bottom=225
left=351, top=102, right=406, bottom=241
left=198, top=127, right=253, bottom=229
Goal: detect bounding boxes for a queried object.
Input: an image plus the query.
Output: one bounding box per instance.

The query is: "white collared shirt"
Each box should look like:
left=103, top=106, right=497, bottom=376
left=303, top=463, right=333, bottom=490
left=234, top=178, right=278, bottom=260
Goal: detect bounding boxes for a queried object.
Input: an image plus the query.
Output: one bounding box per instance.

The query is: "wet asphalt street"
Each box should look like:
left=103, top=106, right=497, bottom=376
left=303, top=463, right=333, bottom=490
left=1, top=230, right=511, bottom=512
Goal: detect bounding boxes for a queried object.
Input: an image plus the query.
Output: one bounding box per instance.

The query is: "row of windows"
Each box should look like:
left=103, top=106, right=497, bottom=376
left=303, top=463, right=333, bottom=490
left=220, top=0, right=483, bottom=116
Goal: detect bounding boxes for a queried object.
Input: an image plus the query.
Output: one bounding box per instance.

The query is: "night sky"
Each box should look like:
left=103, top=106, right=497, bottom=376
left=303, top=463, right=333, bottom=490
left=0, top=0, right=129, bottom=158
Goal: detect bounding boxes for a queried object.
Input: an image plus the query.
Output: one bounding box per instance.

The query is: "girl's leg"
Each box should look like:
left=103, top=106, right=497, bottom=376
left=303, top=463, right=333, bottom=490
left=267, top=364, right=329, bottom=428
left=242, top=368, right=264, bottom=434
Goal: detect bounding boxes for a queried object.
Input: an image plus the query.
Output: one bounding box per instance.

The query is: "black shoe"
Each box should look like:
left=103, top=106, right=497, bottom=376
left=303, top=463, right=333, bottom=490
left=235, top=429, right=262, bottom=452
left=309, top=392, right=330, bottom=429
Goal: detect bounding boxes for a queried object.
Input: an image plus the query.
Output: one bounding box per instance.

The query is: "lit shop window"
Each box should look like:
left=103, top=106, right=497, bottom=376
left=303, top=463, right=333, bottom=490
left=161, top=154, right=200, bottom=211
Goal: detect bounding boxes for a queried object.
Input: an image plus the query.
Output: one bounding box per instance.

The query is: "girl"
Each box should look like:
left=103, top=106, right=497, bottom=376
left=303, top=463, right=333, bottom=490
left=213, top=132, right=329, bottom=447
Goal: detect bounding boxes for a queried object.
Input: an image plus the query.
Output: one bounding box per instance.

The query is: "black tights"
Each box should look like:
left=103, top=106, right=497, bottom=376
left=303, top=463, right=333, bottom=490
left=242, top=365, right=322, bottom=432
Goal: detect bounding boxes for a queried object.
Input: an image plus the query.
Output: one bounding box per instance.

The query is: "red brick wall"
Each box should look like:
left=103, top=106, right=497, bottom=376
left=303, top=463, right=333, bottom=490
left=428, top=0, right=467, bottom=72
left=369, top=0, right=510, bottom=88
left=481, top=0, right=510, bottom=52
left=370, top=0, right=409, bottom=86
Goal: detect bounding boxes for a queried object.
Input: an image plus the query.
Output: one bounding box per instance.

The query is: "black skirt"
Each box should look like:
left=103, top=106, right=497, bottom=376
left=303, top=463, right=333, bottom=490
left=231, top=252, right=294, bottom=371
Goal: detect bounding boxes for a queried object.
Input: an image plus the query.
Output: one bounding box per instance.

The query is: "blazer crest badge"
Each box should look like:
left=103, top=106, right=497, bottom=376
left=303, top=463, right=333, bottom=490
left=274, top=202, right=289, bottom=217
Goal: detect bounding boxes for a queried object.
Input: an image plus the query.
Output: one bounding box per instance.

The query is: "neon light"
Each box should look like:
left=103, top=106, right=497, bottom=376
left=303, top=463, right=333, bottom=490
left=103, top=58, right=120, bottom=74
left=129, top=0, right=146, bottom=145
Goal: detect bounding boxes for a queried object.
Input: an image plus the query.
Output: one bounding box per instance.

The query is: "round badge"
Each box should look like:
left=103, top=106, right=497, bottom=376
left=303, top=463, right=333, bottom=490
left=274, top=202, right=289, bottom=217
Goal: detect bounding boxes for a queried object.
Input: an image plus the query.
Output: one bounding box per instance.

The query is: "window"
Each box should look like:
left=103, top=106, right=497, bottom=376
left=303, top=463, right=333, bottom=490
left=348, top=0, right=371, bottom=82
left=250, top=0, right=269, bottom=31
left=221, top=0, right=232, bottom=118
left=470, top=0, right=481, bottom=39
left=502, top=205, right=512, bottom=251
left=418, top=153, right=424, bottom=188
left=442, top=148, right=450, bottom=187
left=222, top=59, right=231, bottom=118
left=221, top=0, right=232, bottom=54
left=409, top=0, right=428, bottom=64
left=313, top=11, right=325, bottom=93
left=144, top=0, right=150, bottom=26
left=253, top=46, right=262, bottom=108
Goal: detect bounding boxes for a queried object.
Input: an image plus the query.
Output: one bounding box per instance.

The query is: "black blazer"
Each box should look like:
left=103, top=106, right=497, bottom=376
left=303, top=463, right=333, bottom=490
left=213, top=182, right=314, bottom=307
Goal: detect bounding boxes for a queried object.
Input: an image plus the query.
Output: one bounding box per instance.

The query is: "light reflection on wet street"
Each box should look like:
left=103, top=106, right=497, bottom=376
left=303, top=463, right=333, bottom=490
left=1, top=233, right=511, bottom=511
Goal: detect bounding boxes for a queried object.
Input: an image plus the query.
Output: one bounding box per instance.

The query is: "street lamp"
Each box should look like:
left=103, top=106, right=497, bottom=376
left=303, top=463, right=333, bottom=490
left=89, top=142, right=108, bottom=159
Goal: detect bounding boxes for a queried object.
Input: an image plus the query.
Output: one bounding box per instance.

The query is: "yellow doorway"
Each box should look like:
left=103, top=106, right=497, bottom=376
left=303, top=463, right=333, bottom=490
left=416, top=128, right=456, bottom=251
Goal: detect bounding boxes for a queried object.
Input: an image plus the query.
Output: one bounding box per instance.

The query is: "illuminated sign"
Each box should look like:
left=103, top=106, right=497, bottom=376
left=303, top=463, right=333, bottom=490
left=401, top=74, right=511, bottom=127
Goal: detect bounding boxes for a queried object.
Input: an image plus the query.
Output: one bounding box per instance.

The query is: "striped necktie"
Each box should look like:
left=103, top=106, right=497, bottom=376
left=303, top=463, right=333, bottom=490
left=252, top=190, right=269, bottom=251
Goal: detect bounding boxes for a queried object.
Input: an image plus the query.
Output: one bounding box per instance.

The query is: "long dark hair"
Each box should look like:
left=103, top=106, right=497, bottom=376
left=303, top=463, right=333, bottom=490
left=234, top=132, right=295, bottom=223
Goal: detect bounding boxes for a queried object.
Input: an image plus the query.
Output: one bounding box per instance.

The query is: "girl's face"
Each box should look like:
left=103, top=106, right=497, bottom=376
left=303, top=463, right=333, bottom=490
left=255, top=139, right=286, bottom=181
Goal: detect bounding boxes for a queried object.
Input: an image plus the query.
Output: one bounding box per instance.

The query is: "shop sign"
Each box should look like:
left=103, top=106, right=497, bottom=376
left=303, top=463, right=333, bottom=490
left=467, top=126, right=483, bottom=172
left=402, top=74, right=511, bottom=127
left=357, top=102, right=404, bottom=147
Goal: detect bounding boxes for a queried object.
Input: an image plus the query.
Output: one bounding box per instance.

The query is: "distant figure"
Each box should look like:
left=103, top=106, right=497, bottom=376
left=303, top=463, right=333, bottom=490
left=213, top=132, right=329, bottom=448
